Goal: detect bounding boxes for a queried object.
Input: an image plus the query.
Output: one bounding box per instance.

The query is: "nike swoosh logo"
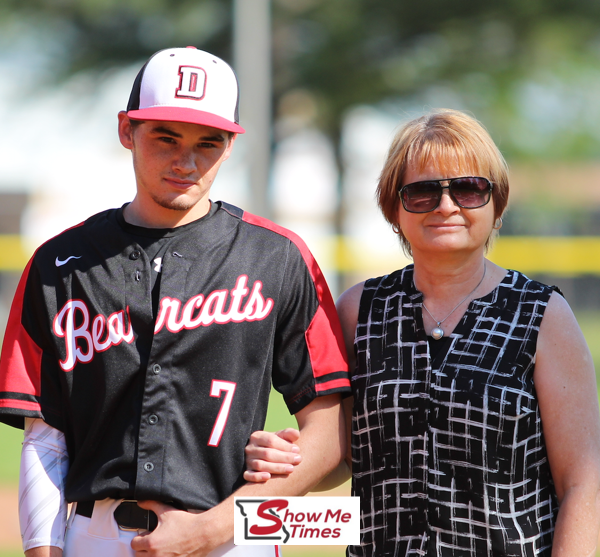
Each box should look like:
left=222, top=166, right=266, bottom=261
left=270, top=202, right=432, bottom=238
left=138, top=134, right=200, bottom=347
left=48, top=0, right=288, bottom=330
left=55, top=255, right=82, bottom=267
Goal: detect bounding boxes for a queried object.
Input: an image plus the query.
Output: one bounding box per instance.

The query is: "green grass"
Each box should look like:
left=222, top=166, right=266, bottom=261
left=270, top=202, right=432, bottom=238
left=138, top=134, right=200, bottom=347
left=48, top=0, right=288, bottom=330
left=265, top=389, right=299, bottom=432
left=0, top=424, right=21, bottom=486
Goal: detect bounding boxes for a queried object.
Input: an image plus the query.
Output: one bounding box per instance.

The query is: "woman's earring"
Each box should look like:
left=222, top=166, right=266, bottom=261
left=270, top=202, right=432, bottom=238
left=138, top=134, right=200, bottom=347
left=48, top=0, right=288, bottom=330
left=392, top=224, right=401, bottom=234
left=493, top=217, right=503, bottom=230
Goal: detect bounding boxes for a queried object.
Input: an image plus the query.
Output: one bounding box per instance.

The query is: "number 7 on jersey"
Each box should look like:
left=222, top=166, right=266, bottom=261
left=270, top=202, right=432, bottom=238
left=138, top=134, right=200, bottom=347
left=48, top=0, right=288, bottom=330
left=208, top=379, right=237, bottom=447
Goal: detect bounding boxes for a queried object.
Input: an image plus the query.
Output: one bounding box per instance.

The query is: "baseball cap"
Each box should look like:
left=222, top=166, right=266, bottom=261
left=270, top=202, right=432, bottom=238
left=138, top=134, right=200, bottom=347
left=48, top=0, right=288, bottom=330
left=126, top=46, right=245, bottom=134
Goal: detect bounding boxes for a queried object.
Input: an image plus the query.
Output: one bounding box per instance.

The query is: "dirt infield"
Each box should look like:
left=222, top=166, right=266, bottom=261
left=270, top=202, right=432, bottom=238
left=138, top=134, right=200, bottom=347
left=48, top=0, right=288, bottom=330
left=0, top=486, right=20, bottom=551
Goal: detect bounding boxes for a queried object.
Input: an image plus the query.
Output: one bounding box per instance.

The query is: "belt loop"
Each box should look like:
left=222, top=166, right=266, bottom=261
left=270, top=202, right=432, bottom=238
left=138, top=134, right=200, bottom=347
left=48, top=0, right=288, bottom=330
left=88, top=498, right=122, bottom=539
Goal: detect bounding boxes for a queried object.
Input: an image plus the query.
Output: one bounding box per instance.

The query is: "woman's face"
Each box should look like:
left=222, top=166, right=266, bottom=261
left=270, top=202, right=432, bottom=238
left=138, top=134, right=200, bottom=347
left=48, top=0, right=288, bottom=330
left=397, top=161, right=496, bottom=258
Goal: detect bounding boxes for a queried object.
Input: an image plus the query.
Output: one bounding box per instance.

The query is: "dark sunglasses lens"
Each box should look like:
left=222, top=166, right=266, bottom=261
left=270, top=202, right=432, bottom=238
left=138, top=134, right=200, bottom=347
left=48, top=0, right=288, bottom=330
left=450, top=178, right=491, bottom=208
left=402, top=182, right=441, bottom=212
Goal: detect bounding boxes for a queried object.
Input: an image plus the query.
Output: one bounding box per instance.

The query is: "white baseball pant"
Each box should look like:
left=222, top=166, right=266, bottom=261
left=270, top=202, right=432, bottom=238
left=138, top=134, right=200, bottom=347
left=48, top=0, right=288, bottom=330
left=64, top=499, right=281, bottom=557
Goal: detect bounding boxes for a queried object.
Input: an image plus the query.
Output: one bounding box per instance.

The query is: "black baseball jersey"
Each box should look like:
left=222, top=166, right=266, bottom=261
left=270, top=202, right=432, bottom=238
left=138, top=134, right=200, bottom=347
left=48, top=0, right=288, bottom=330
left=0, top=201, right=350, bottom=510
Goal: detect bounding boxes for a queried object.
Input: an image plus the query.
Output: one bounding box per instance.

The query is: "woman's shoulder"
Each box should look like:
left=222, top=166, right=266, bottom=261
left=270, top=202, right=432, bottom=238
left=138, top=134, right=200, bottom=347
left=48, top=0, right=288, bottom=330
left=340, top=266, right=415, bottom=324
left=362, top=265, right=413, bottom=291
left=482, top=269, right=563, bottom=321
left=337, top=281, right=366, bottom=317
left=504, top=269, right=562, bottom=300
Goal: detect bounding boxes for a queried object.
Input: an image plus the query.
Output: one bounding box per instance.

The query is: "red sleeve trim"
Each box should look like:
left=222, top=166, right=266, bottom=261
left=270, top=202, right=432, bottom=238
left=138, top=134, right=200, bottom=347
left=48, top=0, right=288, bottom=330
left=305, top=305, right=350, bottom=380
left=242, top=212, right=349, bottom=380
left=315, top=378, right=351, bottom=393
left=0, top=258, right=44, bottom=400
left=0, top=399, right=40, bottom=412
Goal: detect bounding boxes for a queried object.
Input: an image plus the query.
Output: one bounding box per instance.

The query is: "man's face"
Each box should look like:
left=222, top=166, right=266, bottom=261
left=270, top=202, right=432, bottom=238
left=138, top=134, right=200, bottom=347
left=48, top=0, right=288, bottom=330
left=118, top=113, right=235, bottom=224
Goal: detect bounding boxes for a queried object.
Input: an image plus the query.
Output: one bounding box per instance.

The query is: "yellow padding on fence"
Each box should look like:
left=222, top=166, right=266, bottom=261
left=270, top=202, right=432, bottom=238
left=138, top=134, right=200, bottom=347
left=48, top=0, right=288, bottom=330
left=332, top=236, right=600, bottom=276
left=0, top=235, right=599, bottom=276
left=0, top=236, right=31, bottom=271
left=488, top=237, right=600, bottom=276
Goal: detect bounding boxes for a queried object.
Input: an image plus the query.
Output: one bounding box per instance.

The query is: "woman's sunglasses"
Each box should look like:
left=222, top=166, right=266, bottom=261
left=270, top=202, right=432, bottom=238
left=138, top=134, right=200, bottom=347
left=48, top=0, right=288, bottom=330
left=398, top=176, right=494, bottom=214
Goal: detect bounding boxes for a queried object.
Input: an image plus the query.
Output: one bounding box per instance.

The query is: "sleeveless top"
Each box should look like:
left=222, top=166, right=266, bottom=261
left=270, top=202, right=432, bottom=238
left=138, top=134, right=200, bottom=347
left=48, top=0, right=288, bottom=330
left=349, top=266, right=559, bottom=557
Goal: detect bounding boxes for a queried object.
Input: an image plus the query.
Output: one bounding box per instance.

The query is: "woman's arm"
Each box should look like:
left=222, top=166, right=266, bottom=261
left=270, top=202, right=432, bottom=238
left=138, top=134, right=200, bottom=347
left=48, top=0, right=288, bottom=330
left=334, top=282, right=364, bottom=470
left=244, top=282, right=365, bottom=485
left=336, top=282, right=363, bottom=386
left=535, top=291, right=600, bottom=557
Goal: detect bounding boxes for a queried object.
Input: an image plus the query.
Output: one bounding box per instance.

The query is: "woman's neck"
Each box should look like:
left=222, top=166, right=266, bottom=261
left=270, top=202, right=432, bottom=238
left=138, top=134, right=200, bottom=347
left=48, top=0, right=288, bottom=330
left=412, top=251, right=487, bottom=302
left=412, top=254, right=503, bottom=339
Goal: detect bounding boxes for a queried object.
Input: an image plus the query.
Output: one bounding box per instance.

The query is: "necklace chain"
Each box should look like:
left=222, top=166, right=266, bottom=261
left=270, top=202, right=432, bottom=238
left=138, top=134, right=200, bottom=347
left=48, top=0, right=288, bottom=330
left=422, top=263, right=487, bottom=340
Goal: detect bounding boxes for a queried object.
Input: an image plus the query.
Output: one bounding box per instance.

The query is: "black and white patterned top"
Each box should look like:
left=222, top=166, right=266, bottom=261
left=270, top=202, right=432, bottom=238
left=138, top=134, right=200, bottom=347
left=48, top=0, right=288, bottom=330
left=349, top=266, right=559, bottom=557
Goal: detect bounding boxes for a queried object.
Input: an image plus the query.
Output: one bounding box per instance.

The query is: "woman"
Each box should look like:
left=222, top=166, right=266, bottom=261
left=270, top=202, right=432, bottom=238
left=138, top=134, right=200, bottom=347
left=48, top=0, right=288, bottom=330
left=245, top=109, right=600, bottom=556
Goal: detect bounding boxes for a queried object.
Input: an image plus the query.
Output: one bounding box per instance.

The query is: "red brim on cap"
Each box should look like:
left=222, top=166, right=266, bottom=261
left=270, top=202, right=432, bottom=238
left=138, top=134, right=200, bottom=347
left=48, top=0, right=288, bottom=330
left=127, top=107, right=245, bottom=134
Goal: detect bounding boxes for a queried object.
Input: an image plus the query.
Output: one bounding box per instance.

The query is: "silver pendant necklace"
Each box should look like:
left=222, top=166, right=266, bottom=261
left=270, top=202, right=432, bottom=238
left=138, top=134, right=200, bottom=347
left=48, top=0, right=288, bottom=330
left=422, top=263, right=487, bottom=340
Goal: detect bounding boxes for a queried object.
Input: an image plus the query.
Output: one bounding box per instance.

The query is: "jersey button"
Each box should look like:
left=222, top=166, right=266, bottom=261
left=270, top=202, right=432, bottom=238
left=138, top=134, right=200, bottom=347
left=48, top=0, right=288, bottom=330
left=144, top=462, right=154, bottom=472
left=152, top=364, right=161, bottom=375
left=148, top=414, right=159, bottom=425
left=130, top=250, right=141, bottom=260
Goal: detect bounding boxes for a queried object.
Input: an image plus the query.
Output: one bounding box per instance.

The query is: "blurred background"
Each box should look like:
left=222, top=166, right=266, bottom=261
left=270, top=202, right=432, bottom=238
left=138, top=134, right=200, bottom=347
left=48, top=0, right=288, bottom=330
left=2, top=0, right=600, bottom=554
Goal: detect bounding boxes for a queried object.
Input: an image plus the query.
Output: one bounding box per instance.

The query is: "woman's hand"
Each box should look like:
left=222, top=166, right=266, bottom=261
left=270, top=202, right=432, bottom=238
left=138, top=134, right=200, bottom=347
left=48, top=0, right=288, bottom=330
left=244, top=428, right=302, bottom=482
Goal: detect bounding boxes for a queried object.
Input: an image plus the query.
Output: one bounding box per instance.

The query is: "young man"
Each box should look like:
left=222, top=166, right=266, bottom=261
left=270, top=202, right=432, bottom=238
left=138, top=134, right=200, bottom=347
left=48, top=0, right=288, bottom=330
left=0, top=47, right=350, bottom=557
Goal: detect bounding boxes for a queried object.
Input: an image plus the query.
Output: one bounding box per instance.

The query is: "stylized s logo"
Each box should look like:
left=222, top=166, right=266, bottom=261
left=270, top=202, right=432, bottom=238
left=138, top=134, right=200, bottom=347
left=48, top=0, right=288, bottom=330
left=249, top=499, right=288, bottom=536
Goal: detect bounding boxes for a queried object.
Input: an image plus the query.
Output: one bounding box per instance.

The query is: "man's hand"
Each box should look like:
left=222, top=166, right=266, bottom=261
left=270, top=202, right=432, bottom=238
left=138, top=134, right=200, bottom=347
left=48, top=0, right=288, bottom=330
left=244, top=428, right=302, bottom=482
left=132, top=394, right=346, bottom=555
left=131, top=501, right=220, bottom=557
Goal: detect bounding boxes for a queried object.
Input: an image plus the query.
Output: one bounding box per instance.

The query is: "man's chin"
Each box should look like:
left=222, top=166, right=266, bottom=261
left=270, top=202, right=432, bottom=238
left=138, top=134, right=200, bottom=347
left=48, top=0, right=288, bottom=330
left=152, top=195, right=202, bottom=212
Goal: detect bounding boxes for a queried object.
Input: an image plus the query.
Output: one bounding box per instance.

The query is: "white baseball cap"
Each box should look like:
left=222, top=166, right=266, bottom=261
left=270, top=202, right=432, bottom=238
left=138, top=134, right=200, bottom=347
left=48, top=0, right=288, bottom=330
left=126, top=46, right=245, bottom=134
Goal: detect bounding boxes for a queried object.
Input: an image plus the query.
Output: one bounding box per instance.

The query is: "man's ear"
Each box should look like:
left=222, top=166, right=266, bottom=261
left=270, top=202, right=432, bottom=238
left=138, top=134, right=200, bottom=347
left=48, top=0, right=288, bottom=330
left=222, top=133, right=237, bottom=161
left=118, top=111, right=134, bottom=150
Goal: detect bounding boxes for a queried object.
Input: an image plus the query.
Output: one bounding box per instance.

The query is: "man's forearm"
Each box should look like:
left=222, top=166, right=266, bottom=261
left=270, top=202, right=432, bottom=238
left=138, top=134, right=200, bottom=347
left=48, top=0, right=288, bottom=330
left=25, top=547, right=63, bottom=557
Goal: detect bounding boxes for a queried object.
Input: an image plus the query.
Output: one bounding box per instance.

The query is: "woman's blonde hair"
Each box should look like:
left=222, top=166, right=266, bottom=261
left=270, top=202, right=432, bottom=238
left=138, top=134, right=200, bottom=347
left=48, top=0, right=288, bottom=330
left=376, top=109, right=509, bottom=255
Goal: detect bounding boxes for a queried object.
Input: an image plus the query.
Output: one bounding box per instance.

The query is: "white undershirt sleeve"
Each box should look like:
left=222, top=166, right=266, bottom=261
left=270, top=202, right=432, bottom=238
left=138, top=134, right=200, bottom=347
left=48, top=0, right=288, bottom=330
left=19, top=417, right=69, bottom=551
